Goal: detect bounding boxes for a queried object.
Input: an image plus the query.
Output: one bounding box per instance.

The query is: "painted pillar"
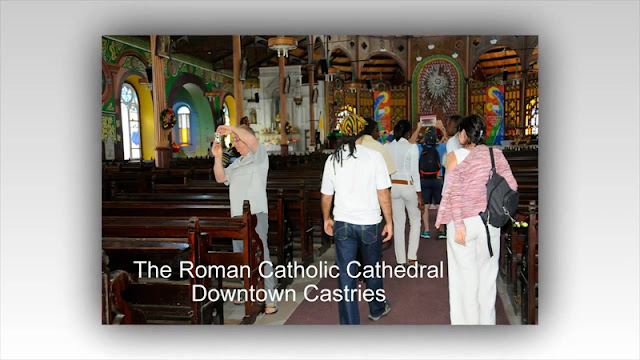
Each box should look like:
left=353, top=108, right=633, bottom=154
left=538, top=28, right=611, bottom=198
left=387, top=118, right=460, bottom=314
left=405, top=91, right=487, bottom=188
left=233, top=35, right=243, bottom=126
left=151, top=35, right=171, bottom=168
left=407, top=36, right=412, bottom=123
left=308, top=36, right=315, bottom=150
left=279, top=55, right=288, bottom=156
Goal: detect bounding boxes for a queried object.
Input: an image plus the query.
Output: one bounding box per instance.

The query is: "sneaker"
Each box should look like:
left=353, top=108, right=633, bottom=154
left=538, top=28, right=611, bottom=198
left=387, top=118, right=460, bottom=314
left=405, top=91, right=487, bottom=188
left=368, top=302, right=392, bottom=321
left=429, top=204, right=437, bottom=210
left=420, top=231, right=430, bottom=239
left=439, top=231, right=446, bottom=239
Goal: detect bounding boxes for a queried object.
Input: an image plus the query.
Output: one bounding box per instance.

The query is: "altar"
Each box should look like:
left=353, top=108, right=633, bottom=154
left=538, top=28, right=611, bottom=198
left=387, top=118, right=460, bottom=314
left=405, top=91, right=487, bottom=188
left=264, top=143, right=294, bottom=153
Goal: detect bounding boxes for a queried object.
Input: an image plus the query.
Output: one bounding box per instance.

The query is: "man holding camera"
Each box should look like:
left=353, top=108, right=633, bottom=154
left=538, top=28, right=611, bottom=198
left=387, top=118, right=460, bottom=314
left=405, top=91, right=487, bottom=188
left=211, top=124, right=278, bottom=315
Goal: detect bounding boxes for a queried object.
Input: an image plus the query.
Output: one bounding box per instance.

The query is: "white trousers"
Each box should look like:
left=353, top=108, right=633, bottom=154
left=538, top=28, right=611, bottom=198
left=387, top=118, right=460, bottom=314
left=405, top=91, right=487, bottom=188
left=447, top=216, right=500, bottom=325
left=391, top=183, right=422, bottom=264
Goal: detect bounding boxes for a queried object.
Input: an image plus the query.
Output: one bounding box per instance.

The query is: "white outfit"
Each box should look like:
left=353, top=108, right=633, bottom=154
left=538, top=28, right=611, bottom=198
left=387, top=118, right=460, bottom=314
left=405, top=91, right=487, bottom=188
left=445, top=147, right=499, bottom=325
left=320, top=145, right=391, bottom=225
left=385, top=138, right=421, bottom=264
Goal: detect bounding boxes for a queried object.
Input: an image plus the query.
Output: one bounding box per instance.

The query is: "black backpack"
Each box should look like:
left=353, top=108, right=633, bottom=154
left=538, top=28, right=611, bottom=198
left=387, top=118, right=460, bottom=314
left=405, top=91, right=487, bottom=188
left=419, top=146, right=441, bottom=179
left=479, top=147, right=519, bottom=256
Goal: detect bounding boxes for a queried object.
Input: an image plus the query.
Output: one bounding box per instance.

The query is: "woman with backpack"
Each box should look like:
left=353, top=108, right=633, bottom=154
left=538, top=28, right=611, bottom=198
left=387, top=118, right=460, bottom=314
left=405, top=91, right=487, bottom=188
left=435, top=114, right=518, bottom=325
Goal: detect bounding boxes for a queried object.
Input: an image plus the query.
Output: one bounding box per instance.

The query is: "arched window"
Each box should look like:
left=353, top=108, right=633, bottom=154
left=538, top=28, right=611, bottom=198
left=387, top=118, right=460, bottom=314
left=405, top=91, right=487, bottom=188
left=221, top=103, right=231, bottom=148
left=120, top=83, right=141, bottom=160
left=177, top=105, right=191, bottom=145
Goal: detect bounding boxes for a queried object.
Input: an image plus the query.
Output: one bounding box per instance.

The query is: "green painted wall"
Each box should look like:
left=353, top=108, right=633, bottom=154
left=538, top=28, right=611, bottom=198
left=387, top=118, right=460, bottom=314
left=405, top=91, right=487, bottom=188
left=101, top=36, right=234, bottom=159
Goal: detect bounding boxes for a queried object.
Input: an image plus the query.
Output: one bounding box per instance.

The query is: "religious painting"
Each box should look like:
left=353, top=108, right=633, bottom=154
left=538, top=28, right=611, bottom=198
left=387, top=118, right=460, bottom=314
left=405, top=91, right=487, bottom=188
left=373, top=91, right=392, bottom=132
left=413, top=55, right=464, bottom=125
left=485, top=85, right=505, bottom=145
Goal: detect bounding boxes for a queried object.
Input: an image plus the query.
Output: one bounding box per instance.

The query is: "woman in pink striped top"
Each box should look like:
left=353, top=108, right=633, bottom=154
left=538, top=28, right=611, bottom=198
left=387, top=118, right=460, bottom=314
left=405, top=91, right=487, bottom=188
left=436, top=114, right=518, bottom=325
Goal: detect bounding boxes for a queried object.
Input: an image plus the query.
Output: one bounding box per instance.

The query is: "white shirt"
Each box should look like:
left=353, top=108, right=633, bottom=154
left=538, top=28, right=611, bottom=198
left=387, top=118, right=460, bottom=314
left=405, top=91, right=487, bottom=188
left=320, top=145, right=392, bottom=225
left=384, top=138, right=421, bottom=192
left=224, top=143, right=269, bottom=217
left=444, top=134, right=462, bottom=169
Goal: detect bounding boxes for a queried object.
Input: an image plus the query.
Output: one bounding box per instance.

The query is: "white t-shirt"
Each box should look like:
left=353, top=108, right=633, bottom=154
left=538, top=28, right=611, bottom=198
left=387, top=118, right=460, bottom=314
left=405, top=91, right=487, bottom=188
left=384, top=138, right=421, bottom=192
left=321, top=145, right=392, bottom=225
left=443, top=134, right=462, bottom=169
left=224, top=143, right=269, bottom=217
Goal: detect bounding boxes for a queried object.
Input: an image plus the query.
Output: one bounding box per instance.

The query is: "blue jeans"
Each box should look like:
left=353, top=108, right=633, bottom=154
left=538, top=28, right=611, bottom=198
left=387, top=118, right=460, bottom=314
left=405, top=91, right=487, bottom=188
left=334, top=221, right=385, bottom=324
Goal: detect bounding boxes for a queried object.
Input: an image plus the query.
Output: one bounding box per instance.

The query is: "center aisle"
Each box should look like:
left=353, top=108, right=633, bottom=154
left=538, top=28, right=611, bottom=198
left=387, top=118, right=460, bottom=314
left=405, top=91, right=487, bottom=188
left=284, top=209, right=510, bottom=325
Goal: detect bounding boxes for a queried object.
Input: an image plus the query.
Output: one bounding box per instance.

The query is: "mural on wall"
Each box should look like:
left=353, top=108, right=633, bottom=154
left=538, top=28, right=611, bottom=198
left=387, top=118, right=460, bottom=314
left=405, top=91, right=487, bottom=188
left=101, top=36, right=234, bottom=160
left=413, top=56, right=464, bottom=124
left=374, top=91, right=392, bottom=132
left=102, top=114, right=119, bottom=143
left=485, top=85, right=505, bottom=145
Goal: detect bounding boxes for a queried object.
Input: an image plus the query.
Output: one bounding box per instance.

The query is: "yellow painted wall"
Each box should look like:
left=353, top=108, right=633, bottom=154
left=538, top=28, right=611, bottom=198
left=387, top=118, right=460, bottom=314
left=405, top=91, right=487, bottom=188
left=224, top=95, right=236, bottom=126
left=128, top=75, right=155, bottom=160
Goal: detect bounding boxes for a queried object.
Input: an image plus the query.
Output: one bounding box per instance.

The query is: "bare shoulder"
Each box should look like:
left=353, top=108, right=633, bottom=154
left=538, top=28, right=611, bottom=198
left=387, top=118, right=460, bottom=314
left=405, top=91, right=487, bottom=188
left=446, top=152, right=458, bottom=171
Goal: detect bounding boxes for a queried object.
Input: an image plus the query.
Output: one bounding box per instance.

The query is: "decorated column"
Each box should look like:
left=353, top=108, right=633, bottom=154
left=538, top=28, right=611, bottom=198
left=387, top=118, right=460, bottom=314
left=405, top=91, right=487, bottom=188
left=151, top=35, right=171, bottom=168
left=233, top=35, right=244, bottom=126
left=308, top=35, right=315, bottom=150
left=278, top=55, right=288, bottom=156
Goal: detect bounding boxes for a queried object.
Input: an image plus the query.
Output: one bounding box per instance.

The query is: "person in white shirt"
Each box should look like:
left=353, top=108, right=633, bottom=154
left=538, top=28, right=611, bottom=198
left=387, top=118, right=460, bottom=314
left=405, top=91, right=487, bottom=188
left=321, top=114, right=393, bottom=324
left=443, top=115, right=463, bottom=173
left=384, top=120, right=424, bottom=266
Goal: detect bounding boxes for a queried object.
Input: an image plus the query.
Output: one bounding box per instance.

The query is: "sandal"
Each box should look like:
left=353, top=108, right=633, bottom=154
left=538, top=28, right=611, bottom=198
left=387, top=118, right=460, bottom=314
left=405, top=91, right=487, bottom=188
left=265, top=303, right=278, bottom=315
left=233, top=293, right=245, bottom=305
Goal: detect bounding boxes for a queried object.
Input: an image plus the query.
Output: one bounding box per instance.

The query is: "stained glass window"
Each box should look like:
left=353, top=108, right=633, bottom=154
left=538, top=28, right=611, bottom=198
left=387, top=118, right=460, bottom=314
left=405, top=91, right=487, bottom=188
left=177, top=106, right=191, bottom=145
left=120, top=83, right=141, bottom=160
left=526, top=97, right=539, bottom=135
left=525, top=76, right=539, bottom=136
left=222, top=103, right=231, bottom=148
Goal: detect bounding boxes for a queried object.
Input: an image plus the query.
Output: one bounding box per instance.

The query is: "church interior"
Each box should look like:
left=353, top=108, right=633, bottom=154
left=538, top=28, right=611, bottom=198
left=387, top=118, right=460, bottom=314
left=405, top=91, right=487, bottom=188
left=101, top=35, right=539, bottom=325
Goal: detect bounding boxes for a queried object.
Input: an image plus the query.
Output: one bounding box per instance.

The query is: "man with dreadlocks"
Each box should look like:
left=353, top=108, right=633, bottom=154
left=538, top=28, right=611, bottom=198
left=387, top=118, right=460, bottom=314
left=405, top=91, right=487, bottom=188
left=320, top=114, right=393, bottom=324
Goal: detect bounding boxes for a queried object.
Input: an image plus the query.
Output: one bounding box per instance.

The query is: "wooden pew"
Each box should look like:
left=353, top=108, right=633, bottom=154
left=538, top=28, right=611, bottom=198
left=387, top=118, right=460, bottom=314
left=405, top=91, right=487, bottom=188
left=108, top=270, right=148, bottom=324
left=102, top=202, right=265, bottom=324
left=153, top=181, right=316, bottom=265
left=499, top=148, right=538, bottom=317
left=519, top=201, right=538, bottom=324
left=107, top=192, right=294, bottom=286
left=102, top=217, right=217, bottom=324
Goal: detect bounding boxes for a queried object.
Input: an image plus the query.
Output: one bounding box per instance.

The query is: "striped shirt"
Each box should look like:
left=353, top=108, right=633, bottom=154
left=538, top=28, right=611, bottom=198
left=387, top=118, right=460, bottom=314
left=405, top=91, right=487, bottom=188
left=436, top=145, right=518, bottom=230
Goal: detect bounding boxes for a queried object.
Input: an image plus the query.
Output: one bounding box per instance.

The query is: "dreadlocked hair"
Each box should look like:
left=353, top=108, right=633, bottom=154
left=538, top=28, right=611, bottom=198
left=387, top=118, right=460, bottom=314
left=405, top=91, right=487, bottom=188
left=331, top=134, right=361, bottom=171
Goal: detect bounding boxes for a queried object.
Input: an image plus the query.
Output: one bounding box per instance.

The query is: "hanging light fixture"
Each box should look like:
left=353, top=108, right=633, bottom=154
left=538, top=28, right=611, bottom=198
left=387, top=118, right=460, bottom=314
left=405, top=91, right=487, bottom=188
left=416, top=48, right=422, bottom=62
left=380, top=39, right=386, bottom=52
left=345, top=80, right=363, bottom=92
left=427, top=43, right=435, bottom=50
left=452, top=51, right=458, bottom=59
left=268, top=36, right=298, bottom=58
left=490, top=37, right=498, bottom=45
left=294, top=79, right=303, bottom=105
